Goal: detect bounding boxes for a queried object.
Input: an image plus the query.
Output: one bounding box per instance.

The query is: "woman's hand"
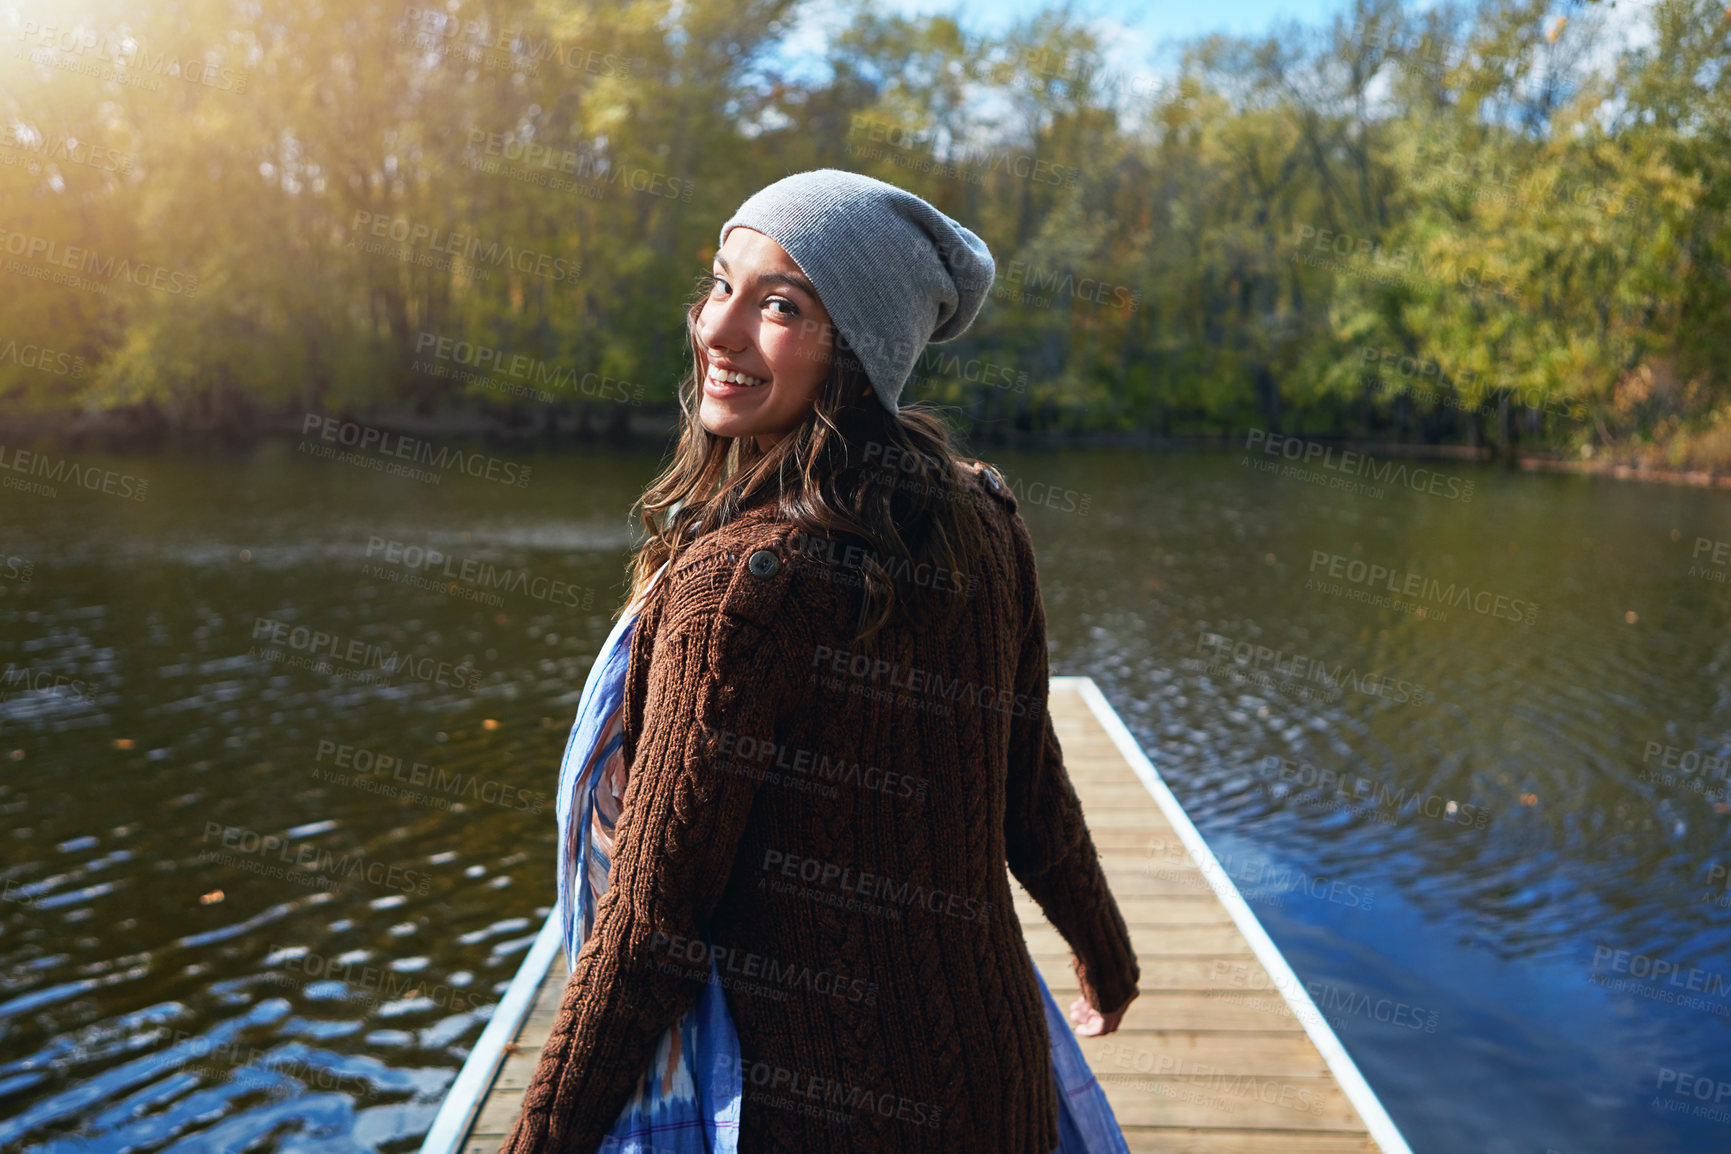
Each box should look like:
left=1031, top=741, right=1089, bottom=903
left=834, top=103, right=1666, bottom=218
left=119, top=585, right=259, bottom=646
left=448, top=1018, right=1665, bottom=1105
left=1069, top=988, right=1136, bottom=1037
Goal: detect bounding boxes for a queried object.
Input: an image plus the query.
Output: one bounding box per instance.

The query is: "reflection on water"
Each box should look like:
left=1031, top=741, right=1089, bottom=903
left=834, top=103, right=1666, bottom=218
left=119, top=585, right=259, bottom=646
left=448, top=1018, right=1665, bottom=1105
left=1, top=439, right=1728, bottom=1152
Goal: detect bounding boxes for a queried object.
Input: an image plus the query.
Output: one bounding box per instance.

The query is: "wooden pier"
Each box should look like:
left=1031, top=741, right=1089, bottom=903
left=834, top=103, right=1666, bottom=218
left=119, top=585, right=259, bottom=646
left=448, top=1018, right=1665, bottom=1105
left=419, top=676, right=1410, bottom=1154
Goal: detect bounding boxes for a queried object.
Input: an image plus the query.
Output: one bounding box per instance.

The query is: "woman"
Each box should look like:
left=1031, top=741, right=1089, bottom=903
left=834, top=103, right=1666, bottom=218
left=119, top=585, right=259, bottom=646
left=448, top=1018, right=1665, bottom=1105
left=501, top=169, right=1141, bottom=1154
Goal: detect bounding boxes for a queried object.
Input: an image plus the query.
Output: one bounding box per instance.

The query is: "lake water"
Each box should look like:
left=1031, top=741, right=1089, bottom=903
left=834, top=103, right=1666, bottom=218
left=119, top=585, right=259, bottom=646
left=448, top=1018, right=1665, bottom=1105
left=2, top=439, right=1728, bottom=1153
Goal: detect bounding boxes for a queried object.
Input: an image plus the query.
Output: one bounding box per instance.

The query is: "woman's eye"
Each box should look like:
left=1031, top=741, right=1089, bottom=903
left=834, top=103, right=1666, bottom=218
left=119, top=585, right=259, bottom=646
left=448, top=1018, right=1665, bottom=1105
left=707, top=275, right=796, bottom=317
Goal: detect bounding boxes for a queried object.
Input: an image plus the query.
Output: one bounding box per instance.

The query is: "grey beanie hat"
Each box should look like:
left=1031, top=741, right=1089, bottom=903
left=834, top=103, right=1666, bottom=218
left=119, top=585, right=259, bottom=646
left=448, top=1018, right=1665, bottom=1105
left=718, top=168, right=996, bottom=416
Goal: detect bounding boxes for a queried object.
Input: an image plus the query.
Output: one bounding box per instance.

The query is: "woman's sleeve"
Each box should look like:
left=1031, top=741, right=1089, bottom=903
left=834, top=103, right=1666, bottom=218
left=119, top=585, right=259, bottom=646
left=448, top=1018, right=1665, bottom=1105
left=1001, top=512, right=1140, bottom=1017
left=499, top=552, right=796, bottom=1154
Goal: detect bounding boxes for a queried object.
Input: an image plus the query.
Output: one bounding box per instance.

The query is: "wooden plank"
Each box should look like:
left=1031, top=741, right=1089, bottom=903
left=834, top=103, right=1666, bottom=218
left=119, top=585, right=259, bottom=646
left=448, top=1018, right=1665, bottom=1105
left=491, top=1052, right=540, bottom=1093
left=1100, top=1077, right=1366, bottom=1130
left=465, top=955, right=569, bottom=1140
left=1076, top=1030, right=1332, bottom=1077
left=1022, top=923, right=1251, bottom=957
left=1013, top=894, right=1238, bottom=929
left=469, top=1087, right=525, bottom=1140
left=1039, top=686, right=1403, bottom=1151
left=439, top=680, right=1403, bottom=1154
left=514, top=1021, right=554, bottom=1053
left=1079, top=827, right=1185, bottom=852
left=1040, top=991, right=1311, bottom=1033
left=1031, top=954, right=1282, bottom=991
left=1050, top=869, right=1238, bottom=897
left=1030, top=686, right=1385, bottom=1145
left=1069, top=807, right=1186, bottom=829
left=1122, top=1129, right=1383, bottom=1153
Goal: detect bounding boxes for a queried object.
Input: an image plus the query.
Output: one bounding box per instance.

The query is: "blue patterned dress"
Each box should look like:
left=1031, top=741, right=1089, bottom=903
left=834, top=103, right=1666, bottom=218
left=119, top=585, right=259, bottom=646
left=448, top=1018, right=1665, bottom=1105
left=554, top=581, right=1131, bottom=1154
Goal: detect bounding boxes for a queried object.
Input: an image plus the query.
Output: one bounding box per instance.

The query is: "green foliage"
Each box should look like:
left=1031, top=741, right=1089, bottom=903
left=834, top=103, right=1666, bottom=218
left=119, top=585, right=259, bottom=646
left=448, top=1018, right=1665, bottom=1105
left=0, top=0, right=1727, bottom=461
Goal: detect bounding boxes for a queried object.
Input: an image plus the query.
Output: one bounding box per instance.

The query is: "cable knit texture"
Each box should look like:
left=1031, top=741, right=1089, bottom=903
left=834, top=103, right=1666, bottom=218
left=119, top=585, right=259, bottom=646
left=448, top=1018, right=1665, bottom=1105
left=498, top=463, right=1139, bottom=1154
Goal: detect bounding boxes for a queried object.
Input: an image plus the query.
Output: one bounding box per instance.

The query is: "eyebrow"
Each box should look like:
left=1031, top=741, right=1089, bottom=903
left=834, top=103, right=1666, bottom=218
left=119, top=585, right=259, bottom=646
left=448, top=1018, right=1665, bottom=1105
left=713, top=253, right=817, bottom=300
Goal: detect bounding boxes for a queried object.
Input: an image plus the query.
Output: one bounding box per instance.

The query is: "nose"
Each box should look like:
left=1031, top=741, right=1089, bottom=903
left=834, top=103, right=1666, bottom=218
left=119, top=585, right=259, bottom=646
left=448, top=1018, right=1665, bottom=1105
left=697, top=291, right=752, bottom=358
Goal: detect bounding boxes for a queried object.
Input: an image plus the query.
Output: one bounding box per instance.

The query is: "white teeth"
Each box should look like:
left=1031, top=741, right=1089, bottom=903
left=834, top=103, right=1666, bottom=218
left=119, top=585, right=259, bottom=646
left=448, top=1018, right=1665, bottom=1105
left=709, top=365, right=767, bottom=387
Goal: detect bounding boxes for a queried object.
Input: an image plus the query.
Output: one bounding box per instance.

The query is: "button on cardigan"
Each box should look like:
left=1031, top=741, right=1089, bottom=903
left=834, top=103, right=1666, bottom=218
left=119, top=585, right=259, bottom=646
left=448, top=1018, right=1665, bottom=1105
left=499, top=463, right=1139, bottom=1154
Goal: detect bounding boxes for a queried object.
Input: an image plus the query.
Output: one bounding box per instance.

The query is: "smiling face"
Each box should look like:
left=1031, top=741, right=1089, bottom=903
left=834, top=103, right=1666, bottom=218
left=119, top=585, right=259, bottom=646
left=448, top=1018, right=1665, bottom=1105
left=695, top=227, right=851, bottom=451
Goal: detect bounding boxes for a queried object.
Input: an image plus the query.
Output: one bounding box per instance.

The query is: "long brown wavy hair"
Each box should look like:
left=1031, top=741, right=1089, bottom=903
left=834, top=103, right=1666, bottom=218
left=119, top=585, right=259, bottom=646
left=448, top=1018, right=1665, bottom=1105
left=615, top=278, right=994, bottom=648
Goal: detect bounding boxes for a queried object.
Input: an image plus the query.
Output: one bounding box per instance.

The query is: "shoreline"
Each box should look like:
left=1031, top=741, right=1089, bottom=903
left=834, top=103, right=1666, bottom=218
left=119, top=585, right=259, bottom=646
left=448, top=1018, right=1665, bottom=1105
left=2, top=408, right=1726, bottom=489
left=1511, top=456, right=1731, bottom=489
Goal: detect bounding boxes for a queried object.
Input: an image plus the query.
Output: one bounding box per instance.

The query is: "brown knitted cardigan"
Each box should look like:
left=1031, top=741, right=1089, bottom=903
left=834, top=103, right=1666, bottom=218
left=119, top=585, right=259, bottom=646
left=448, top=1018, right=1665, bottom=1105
left=499, top=462, right=1139, bottom=1154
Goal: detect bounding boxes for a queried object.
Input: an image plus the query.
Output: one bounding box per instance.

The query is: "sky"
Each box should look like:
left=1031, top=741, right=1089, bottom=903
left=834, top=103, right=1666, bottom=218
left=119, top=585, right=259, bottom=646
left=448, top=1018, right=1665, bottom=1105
left=771, top=0, right=1360, bottom=94
left=872, top=0, right=1349, bottom=52
left=763, top=0, right=1658, bottom=109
